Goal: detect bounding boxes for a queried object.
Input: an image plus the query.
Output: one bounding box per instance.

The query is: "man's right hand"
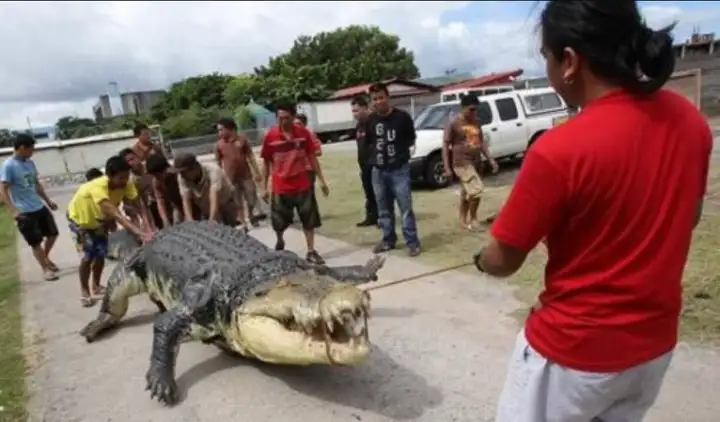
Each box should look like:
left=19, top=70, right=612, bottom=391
left=12, top=210, right=25, bottom=220
left=443, top=167, right=453, bottom=178
left=139, top=231, right=155, bottom=244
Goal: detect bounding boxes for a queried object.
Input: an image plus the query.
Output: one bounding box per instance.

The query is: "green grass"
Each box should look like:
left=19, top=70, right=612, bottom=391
left=315, top=151, right=720, bottom=345
left=0, top=207, right=27, bottom=421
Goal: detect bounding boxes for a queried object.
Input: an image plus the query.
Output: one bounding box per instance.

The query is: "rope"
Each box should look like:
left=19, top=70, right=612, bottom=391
left=363, top=261, right=474, bottom=291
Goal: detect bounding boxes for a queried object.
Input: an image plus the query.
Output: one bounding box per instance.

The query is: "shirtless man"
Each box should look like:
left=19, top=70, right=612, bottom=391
left=173, top=152, right=241, bottom=227
left=442, top=94, right=498, bottom=231
left=130, top=122, right=165, bottom=162
left=119, top=148, right=158, bottom=230
left=214, top=117, right=263, bottom=228
left=145, top=154, right=189, bottom=228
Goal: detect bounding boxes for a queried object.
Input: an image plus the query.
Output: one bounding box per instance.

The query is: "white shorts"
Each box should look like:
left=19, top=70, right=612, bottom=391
left=496, top=330, right=673, bottom=422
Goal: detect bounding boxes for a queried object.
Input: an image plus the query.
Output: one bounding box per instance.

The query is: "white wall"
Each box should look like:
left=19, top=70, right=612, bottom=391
left=0, top=133, right=137, bottom=177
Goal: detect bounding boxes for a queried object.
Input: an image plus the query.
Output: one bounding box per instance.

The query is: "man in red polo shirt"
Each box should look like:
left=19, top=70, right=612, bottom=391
left=477, top=1, right=713, bottom=421
left=261, top=103, right=329, bottom=264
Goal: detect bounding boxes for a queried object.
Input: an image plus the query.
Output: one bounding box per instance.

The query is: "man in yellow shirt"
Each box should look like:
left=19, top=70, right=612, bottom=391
left=67, top=155, right=154, bottom=307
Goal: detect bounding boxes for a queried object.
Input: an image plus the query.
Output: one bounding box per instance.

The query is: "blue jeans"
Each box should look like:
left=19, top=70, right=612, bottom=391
left=372, top=164, right=420, bottom=248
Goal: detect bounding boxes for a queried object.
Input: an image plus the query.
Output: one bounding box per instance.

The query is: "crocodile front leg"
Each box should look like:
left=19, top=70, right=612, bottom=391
left=145, top=282, right=213, bottom=405
left=315, top=254, right=386, bottom=284
left=81, top=250, right=147, bottom=342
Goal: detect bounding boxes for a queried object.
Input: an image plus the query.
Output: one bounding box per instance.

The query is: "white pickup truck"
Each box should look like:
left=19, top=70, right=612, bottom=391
left=408, top=87, right=571, bottom=188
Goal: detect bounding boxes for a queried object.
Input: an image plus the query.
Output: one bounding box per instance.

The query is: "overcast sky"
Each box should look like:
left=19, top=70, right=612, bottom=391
left=0, top=1, right=716, bottom=129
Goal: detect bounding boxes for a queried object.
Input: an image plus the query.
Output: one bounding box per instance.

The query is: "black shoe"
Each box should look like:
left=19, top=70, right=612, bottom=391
left=249, top=215, right=262, bottom=227
left=408, top=246, right=421, bottom=257
left=372, top=242, right=395, bottom=254
left=275, top=239, right=285, bottom=251
left=306, top=250, right=325, bottom=265
left=356, top=218, right=377, bottom=227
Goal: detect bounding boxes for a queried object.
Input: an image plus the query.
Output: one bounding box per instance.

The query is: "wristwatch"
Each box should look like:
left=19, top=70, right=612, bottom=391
left=473, top=251, right=486, bottom=273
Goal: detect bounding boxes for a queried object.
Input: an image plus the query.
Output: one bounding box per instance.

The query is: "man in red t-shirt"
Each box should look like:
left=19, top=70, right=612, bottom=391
left=261, top=103, right=330, bottom=264
left=294, top=113, right=323, bottom=224
left=478, top=2, right=713, bottom=421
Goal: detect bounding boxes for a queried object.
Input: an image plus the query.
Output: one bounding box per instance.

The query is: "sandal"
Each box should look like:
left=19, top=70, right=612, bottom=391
left=81, top=297, right=95, bottom=308
left=43, top=270, right=59, bottom=281
left=47, top=262, right=59, bottom=272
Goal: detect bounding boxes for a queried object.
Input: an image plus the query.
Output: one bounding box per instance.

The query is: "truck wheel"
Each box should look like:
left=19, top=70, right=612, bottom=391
left=424, top=153, right=450, bottom=189
left=527, top=131, right=546, bottom=151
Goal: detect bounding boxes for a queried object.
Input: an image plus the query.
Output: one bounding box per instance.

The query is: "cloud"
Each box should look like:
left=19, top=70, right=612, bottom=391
left=0, top=1, right=715, bottom=129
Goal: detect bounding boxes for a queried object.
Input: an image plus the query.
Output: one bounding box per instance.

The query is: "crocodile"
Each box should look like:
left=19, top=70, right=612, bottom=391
left=106, top=229, right=142, bottom=261
left=79, top=220, right=385, bottom=406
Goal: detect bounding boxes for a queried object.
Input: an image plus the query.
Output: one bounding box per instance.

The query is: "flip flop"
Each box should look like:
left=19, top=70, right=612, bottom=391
left=462, top=222, right=483, bottom=232
left=47, top=262, right=59, bottom=272
left=43, top=270, right=59, bottom=281
left=81, top=297, right=95, bottom=308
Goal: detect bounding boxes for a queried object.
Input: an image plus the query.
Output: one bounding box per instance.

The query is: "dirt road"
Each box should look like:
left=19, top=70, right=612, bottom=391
left=19, top=190, right=720, bottom=421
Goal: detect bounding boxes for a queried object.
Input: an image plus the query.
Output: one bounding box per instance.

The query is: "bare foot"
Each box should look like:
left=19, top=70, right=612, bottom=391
left=47, top=260, right=59, bottom=272
left=92, top=285, right=106, bottom=297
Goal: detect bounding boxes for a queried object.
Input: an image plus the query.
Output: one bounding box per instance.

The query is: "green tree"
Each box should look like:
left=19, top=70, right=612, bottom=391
left=223, top=73, right=266, bottom=107
left=98, top=114, right=154, bottom=132
left=233, top=105, right=255, bottom=129
left=254, top=25, right=419, bottom=93
left=224, top=25, right=419, bottom=108
left=151, top=72, right=234, bottom=121
left=0, top=129, right=16, bottom=148
left=160, top=105, right=231, bottom=139
left=0, top=128, right=35, bottom=148
left=54, top=116, right=99, bottom=140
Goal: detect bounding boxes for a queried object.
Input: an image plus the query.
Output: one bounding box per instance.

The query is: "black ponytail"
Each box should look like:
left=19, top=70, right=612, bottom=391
left=540, top=0, right=677, bottom=95
left=632, top=25, right=677, bottom=94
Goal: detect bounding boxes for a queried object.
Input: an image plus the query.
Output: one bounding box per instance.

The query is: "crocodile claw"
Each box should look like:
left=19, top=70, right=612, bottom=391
left=145, top=368, right=179, bottom=406
left=364, top=254, right=386, bottom=281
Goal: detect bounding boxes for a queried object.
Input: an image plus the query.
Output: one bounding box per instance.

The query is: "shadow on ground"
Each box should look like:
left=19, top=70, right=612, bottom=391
left=177, top=346, right=443, bottom=421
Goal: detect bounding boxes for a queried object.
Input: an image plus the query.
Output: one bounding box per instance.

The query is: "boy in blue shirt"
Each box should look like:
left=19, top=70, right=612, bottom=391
left=0, top=134, right=60, bottom=281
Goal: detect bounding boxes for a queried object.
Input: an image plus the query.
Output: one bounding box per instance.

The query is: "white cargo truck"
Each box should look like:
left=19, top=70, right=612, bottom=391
left=296, top=99, right=356, bottom=144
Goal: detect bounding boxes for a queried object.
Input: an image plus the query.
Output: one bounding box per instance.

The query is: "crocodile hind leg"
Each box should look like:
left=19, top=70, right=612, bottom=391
left=315, top=254, right=387, bottom=284
left=80, top=261, right=148, bottom=343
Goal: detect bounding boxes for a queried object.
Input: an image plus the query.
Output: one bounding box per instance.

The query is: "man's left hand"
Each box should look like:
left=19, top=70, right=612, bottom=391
left=320, top=182, right=330, bottom=197
left=47, top=200, right=58, bottom=211
left=489, top=159, right=499, bottom=174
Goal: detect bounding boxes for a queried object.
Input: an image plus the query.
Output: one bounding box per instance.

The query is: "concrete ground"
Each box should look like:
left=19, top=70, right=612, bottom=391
left=20, top=189, right=720, bottom=422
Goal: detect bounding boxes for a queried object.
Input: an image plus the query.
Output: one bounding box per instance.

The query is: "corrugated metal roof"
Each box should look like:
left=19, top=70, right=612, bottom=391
left=441, top=69, right=524, bottom=91
left=329, top=78, right=438, bottom=100
left=413, top=73, right=473, bottom=87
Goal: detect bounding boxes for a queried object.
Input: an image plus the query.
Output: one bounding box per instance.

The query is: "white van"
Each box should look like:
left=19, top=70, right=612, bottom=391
left=409, top=87, right=571, bottom=188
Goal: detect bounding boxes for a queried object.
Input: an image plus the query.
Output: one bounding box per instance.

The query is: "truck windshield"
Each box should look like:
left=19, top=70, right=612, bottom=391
left=415, top=104, right=460, bottom=130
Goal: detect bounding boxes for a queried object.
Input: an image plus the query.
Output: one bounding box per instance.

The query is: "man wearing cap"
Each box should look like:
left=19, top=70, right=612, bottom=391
left=173, top=152, right=241, bottom=228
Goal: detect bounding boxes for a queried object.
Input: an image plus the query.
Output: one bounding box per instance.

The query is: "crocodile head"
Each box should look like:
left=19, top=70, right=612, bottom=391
left=106, top=229, right=142, bottom=261
left=231, top=272, right=372, bottom=366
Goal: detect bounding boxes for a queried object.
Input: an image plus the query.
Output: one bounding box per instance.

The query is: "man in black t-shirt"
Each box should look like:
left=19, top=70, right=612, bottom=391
left=365, top=82, right=421, bottom=257
left=351, top=95, right=378, bottom=227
